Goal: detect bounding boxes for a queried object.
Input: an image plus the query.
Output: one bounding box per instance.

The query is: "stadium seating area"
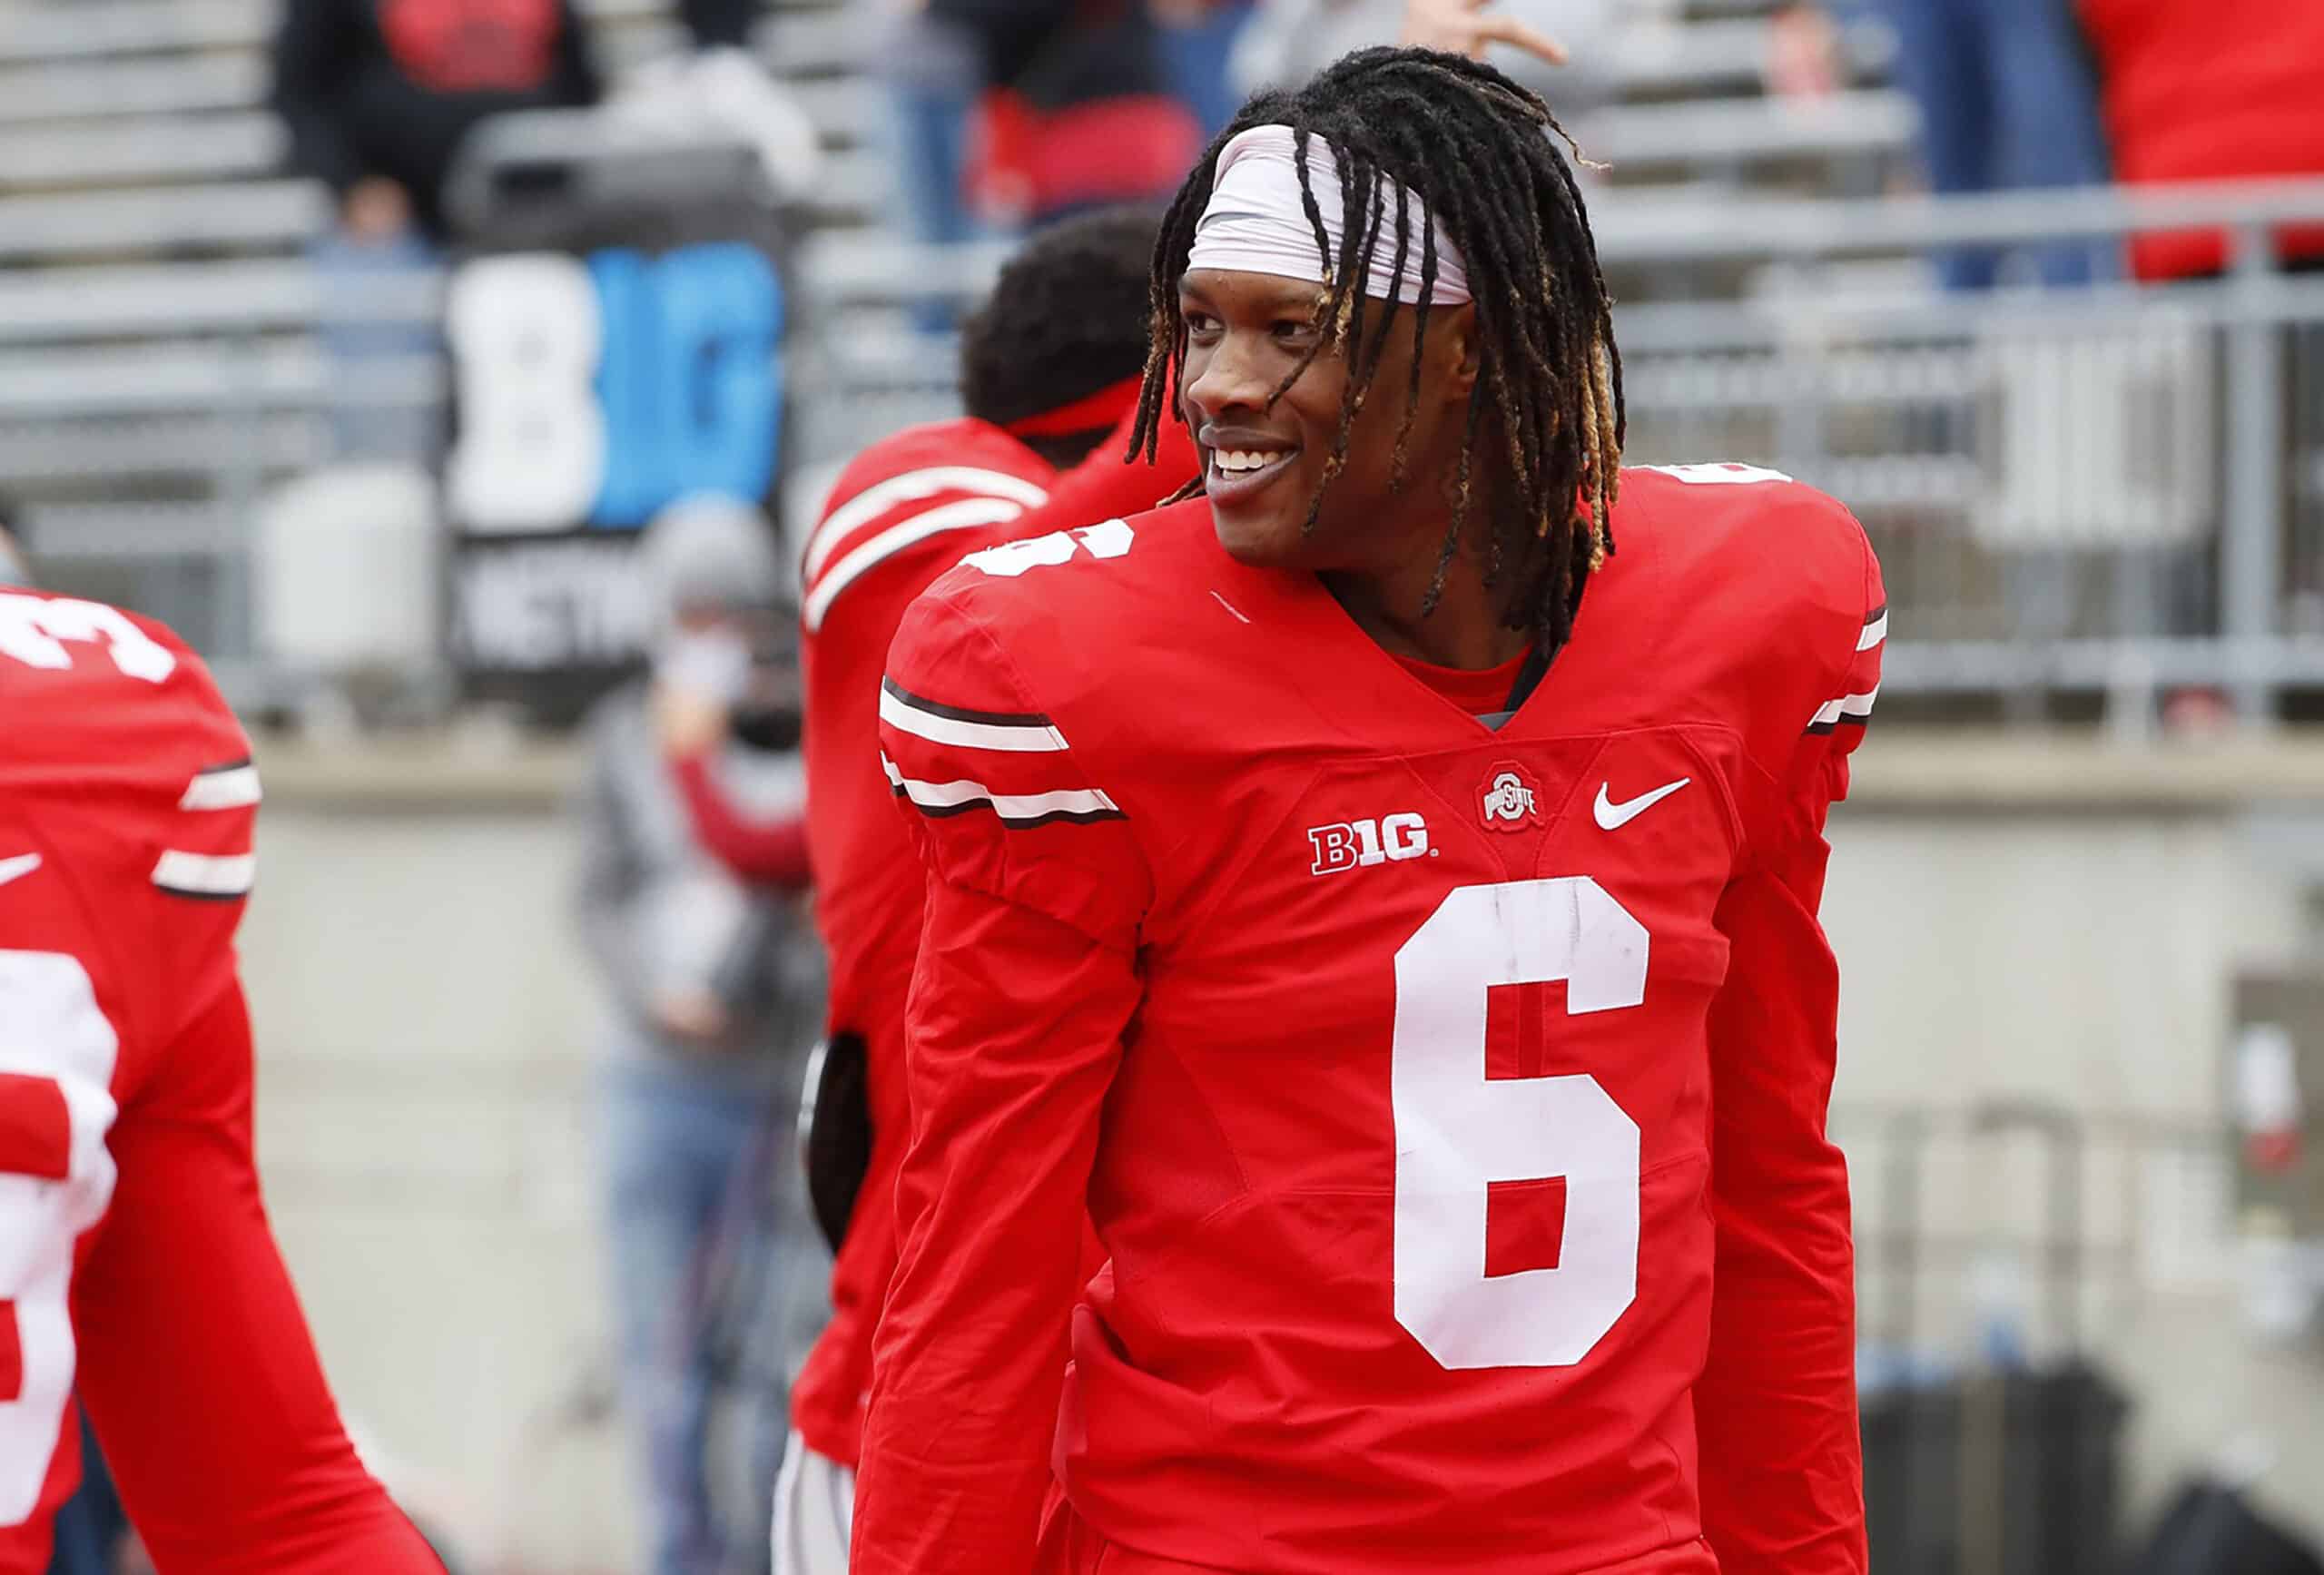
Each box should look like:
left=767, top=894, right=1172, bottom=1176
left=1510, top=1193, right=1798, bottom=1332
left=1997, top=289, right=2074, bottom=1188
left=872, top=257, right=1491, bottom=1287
left=0, top=0, right=1929, bottom=664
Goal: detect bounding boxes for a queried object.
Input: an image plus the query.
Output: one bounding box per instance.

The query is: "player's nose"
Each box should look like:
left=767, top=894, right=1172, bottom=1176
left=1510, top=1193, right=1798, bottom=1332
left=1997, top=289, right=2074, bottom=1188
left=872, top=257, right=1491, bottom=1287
left=1184, top=329, right=1275, bottom=421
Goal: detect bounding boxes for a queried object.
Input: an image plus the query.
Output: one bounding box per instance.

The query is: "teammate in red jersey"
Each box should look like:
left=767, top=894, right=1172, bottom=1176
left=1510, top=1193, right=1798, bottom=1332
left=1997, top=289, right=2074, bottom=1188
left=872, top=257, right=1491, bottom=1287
left=772, top=209, right=1198, bottom=1574
left=856, top=48, right=1879, bottom=1575
left=0, top=589, right=445, bottom=1574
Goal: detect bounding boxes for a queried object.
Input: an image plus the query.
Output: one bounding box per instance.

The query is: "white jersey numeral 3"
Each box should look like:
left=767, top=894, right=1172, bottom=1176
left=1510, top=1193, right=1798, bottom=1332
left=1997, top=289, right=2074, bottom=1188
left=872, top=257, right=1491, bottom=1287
left=0, top=951, right=121, bottom=1525
left=1392, top=878, right=1647, bottom=1370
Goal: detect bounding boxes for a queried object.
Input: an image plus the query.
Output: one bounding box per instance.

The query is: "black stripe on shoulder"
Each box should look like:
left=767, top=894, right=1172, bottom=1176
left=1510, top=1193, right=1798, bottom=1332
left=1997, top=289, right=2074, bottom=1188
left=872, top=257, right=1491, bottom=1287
left=1863, top=604, right=1888, bottom=625
left=998, top=805, right=1129, bottom=829
left=891, top=786, right=1127, bottom=828
left=153, top=884, right=245, bottom=903
left=881, top=676, right=1054, bottom=731
left=198, top=755, right=253, bottom=775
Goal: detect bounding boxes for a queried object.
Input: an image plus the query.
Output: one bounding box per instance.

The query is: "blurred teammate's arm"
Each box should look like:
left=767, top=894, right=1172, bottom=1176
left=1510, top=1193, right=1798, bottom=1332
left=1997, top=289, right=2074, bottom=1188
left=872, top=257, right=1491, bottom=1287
left=71, top=979, right=444, bottom=1573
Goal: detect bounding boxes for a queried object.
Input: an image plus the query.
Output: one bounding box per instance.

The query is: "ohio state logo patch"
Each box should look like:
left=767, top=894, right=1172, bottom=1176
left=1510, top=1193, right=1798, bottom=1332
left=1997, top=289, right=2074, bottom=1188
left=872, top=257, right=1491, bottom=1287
left=1478, top=763, right=1541, bottom=832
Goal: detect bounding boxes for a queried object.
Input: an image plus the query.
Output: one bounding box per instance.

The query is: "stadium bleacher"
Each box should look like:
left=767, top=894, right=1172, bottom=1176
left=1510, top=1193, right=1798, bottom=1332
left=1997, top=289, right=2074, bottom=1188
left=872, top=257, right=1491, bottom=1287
left=0, top=0, right=1903, bottom=664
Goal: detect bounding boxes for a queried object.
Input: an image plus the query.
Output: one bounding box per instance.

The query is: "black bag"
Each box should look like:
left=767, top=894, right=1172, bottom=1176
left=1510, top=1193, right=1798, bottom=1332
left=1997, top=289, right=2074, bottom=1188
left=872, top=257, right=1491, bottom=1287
left=803, top=1030, right=874, bottom=1254
left=2130, top=1481, right=2324, bottom=1575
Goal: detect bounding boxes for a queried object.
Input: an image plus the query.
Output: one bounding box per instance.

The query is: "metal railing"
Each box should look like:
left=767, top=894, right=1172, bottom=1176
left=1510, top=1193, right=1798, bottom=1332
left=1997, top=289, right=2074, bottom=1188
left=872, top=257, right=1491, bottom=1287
left=15, top=177, right=2324, bottom=722
left=797, top=178, right=2324, bottom=728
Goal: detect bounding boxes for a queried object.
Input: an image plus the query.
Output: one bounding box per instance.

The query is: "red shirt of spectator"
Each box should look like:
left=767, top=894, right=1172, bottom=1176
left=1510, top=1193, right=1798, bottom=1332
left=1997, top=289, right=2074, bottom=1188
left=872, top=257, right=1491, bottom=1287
left=2080, top=0, right=2324, bottom=278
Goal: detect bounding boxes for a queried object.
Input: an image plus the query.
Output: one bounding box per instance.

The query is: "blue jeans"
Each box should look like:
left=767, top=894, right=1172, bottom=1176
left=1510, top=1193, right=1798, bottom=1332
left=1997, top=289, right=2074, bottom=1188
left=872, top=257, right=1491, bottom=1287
left=889, top=82, right=987, bottom=333
left=1871, top=0, right=2117, bottom=289
left=603, top=1058, right=785, bottom=1575
left=308, top=225, right=441, bottom=460
left=1160, top=2, right=1255, bottom=144
left=44, top=1411, right=123, bottom=1575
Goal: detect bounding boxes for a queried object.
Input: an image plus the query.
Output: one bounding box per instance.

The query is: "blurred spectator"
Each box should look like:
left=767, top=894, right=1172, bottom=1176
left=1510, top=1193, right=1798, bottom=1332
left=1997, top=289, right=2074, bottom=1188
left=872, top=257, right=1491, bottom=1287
left=877, top=0, right=1197, bottom=331
left=1155, top=0, right=1256, bottom=141
left=1774, top=0, right=2117, bottom=289
left=574, top=498, right=817, bottom=1575
left=1233, top=0, right=1590, bottom=114
left=2078, top=0, right=2324, bottom=280
left=876, top=0, right=989, bottom=330
left=272, top=0, right=603, bottom=462
left=966, top=0, right=1202, bottom=231
left=271, top=0, right=606, bottom=247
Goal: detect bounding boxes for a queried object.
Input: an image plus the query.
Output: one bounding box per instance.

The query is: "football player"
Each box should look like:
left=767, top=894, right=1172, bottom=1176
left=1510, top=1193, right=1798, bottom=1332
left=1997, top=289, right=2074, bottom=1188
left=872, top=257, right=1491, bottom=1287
left=857, top=47, right=1882, bottom=1575
left=773, top=208, right=1200, bottom=1575
left=0, top=587, right=445, bottom=1572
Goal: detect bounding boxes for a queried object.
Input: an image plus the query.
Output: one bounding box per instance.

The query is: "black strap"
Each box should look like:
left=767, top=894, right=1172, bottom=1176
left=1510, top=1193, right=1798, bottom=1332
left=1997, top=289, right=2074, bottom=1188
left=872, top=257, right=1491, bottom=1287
left=1501, top=643, right=1553, bottom=716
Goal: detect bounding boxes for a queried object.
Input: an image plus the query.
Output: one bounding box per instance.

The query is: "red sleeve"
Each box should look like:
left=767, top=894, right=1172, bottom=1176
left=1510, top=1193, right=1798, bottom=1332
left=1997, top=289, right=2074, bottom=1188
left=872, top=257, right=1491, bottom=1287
left=1695, top=546, right=1884, bottom=1575
left=72, top=977, right=443, bottom=1573
left=800, top=405, right=1198, bottom=645
left=852, top=590, right=1148, bottom=1575
left=669, top=751, right=812, bottom=888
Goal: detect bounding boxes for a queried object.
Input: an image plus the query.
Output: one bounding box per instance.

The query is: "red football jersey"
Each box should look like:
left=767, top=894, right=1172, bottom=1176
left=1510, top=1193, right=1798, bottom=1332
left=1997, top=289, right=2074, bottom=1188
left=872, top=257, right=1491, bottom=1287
left=0, top=591, right=442, bottom=1574
left=790, top=409, right=1197, bottom=1465
left=856, top=464, right=1883, bottom=1575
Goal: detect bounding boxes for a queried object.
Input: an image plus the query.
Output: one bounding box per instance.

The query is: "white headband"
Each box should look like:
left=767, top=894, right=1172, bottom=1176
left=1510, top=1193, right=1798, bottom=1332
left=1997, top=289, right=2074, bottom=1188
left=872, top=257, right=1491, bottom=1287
left=1186, top=123, right=1472, bottom=306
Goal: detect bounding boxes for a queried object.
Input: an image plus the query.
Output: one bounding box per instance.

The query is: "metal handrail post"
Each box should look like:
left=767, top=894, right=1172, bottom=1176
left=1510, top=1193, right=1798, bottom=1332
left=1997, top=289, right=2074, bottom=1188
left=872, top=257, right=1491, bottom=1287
left=2222, top=220, right=2288, bottom=722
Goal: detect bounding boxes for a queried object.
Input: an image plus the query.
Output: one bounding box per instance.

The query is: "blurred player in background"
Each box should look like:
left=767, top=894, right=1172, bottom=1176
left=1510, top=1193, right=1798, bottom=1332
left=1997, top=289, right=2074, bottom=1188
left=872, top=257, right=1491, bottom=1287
left=0, top=586, right=445, bottom=1573
left=763, top=206, right=1200, bottom=1575
left=856, top=46, right=1882, bottom=1575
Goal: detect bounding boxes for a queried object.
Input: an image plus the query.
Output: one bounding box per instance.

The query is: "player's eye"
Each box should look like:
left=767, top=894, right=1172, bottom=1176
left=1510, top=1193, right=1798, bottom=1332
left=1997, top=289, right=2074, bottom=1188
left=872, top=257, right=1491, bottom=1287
left=1183, top=310, right=1222, bottom=342
left=1271, top=319, right=1316, bottom=346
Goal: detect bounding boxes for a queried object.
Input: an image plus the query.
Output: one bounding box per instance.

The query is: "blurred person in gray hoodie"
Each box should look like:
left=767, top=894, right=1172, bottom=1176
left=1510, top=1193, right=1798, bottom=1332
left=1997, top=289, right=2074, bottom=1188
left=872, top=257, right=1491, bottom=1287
left=575, top=497, right=819, bottom=1575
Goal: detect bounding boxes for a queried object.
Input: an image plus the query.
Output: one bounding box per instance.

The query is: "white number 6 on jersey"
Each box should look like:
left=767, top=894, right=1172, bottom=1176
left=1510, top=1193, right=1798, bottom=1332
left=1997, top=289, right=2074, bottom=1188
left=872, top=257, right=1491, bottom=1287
left=1393, top=878, right=1646, bottom=1370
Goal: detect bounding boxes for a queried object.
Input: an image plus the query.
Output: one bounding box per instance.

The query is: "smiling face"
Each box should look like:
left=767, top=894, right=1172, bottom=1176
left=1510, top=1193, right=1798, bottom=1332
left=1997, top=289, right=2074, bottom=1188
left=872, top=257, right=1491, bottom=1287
left=1177, top=267, right=1479, bottom=577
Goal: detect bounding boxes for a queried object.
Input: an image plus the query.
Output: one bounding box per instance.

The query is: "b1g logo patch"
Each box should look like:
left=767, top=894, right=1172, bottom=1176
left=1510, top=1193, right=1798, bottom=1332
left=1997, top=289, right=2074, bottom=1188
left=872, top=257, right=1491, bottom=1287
left=1478, top=763, right=1541, bottom=832
left=1308, top=813, right=1431, bottom=876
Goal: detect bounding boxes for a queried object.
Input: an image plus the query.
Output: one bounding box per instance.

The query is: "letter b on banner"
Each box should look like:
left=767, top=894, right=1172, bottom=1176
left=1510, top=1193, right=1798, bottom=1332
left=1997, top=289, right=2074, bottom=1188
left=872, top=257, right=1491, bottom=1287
left=447, top=242, right=783, bottom=533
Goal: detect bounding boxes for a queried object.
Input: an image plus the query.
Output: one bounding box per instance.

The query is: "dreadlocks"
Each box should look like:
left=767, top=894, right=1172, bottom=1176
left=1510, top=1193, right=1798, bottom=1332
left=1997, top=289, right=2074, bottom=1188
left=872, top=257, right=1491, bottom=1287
left=1129, top=46, right=1625, bottom=660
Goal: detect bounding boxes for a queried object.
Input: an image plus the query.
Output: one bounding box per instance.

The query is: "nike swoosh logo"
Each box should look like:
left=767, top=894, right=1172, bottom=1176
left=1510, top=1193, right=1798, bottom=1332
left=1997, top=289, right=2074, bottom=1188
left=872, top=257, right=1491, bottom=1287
left=1593, top=778, right=1691, bottom=831
left=0, top=853, right=43, bottom=887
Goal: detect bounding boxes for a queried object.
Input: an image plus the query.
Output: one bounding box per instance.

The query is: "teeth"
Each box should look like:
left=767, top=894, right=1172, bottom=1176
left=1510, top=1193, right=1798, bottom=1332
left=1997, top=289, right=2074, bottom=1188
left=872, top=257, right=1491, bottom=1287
left=1214, top=448, right=1282, bottom=475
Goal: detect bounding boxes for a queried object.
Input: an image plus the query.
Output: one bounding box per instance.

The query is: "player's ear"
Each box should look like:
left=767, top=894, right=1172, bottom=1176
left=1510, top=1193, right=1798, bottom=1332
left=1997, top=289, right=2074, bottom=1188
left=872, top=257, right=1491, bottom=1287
left=1436, top=303, right=1481, bottom=406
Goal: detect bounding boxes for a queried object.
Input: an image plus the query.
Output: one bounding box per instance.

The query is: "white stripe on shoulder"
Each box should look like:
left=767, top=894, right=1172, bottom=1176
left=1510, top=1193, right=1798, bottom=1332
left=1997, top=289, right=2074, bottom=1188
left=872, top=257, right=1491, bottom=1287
left=1808, top=684, right=1880, bottom=730
left=881, top=755, right=1121, bottom=824
left=152, top=849, right=255, bottom=897
left=878, top=681, right=1069, bottom=753
left=1857, top=608, right=1889, bottom=652
left=802, top=468, right=1050, bottom=585
left=180, top=762, right=261, bottom=811
left=803, top=497, right=1028, bottom=631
